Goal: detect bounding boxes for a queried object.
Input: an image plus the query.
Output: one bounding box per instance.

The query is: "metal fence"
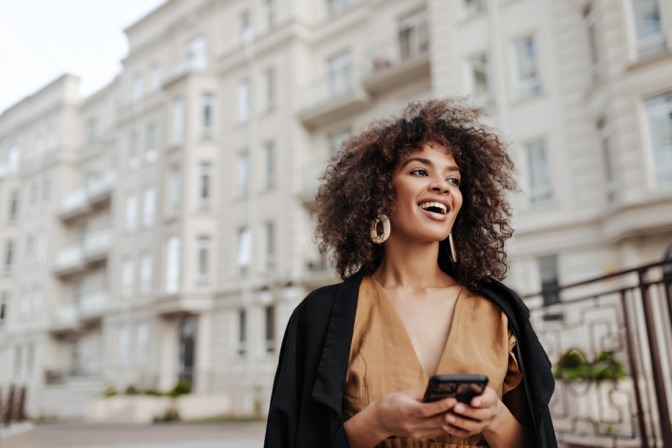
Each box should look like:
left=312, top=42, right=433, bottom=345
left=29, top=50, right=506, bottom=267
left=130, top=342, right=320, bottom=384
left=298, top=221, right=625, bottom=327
left=524, top=260, right=672, bottom=447
left=0, top=385, right=27, bottom=427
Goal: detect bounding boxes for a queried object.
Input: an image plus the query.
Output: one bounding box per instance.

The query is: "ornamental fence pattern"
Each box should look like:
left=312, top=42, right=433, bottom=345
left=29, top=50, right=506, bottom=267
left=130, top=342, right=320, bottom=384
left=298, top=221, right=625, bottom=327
left=524, top=260, right=672, bottom=447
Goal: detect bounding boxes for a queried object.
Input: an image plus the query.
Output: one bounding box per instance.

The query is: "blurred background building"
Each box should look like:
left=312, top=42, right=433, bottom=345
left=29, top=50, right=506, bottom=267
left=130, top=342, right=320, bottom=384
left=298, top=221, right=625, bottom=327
left=0, top=0, right=670, bottom=426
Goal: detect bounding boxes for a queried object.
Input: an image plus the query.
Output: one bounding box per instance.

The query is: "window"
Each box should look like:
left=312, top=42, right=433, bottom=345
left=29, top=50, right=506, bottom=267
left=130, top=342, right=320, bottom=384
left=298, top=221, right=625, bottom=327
left=8, top=189, right=19, bottom=223
left=8, top=145, right=20, bottom=173
left=87, top=118, right=97, bottom=144
left=171, top=97, right=185, bottom=146
left=238, top=309, right=247, bottom=355
left=124, top=192, right=138, bottom=233
left=631, top=0, right=666, bottom=58
left=237, top=227, right=252, bottom=276
left=118, top=324, right=130, bottom=367
left=264, top=142, right=276, bottom=189
left=265, top=0, right=277, bottom=29
left=29, top=181, right=38, bottom=215
left=398, top=9, right=429, bottom=59
left=4, top=239, right=15, bottom=274
left=265, top=221, right=275, bottom=271
left=538, top=255, right=562, bottom=321
left=43, top=176, right=50, bottom=208
left=265, top=305, right=275, bottom=353
left=168, top=166, right=182, bottom=217
left=46, top=127, right=58, bottom=154
left=165, top=235, right=181, bottom=293
left=264, top=67, right=276, bottom=113
left=14, top=345, right=22, bottom=378
left=584, top=5, right=600, bottom=78
left=469, top=53, right=490, bottom=106
left=240, top=10, right=253, bottom=44
left=464, top=0, right=485, bottom=18
left=0, top=291, right=7, bottom=327
left=238, top=79, right=250, bottom=124
left=329, top=129, right=350, bottom=157
left=150, top=63, right=161, bottom=92
left=326, top=0, right=349, bottom=16
left=186, top=35, right=207, bottom=70
left=145, top=122, right=157, bottom=162
left=140, top=253, right=154, bottom=295
left=199, top=162, right=212, bottom=211
left=515, top=36, right=541, bottom=98
left=132, top=71, right=143, bottom=103
left=142, top=185, right=156, bottom=228
left=121, top=257, right=135, bottom=298
left=136, top=322, right=149, bottom=365
left=526, top=141, right=553, bottom=205
left=644, top=91, right=672, bottom=187
left=128, top=131, right=140, bottom=169
left=597, top=119, right=616, bottom=201
left=196, top=236, right=211, bottom=286
left=202, top=93, right=214, bottom=139
left=237, top=151, right=250, bottom=198
left=328, top=51, right=352, bottom=97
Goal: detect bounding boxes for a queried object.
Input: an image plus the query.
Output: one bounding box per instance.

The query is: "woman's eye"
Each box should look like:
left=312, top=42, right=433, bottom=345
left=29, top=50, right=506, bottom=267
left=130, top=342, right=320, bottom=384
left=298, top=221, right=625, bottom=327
left=448, top=177, right=461, bottom=186
left=410, top=168, right=428, bottom=176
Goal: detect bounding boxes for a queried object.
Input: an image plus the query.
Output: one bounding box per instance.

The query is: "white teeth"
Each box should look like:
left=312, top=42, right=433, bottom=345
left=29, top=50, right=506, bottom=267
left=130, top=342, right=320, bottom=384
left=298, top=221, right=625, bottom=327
left=419, top=201, right=447, bottom=214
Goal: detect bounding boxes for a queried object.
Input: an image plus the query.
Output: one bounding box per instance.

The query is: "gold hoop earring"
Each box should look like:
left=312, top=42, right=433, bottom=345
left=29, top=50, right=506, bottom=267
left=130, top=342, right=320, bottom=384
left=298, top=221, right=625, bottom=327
left=448, top=232, right=457, bottom=263
left=370, top=215, right=391, bottom=244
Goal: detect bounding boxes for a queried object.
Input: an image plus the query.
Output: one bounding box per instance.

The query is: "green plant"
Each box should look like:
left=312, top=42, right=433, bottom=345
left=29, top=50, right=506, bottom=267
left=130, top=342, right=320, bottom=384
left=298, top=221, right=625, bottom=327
left=554, top=348, right=626, bottom=382
left=102, top=385, right=117, bottom=397
left=143, top=389, right=164, bottom=397
left=168, top=379, right=192, bottom=397
left=125, top=385, right=139, bottom=395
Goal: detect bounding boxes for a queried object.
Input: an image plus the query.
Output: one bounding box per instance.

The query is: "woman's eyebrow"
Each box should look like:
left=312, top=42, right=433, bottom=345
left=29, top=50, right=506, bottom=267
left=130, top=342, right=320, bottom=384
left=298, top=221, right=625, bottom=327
left=401, top=157, right=460, bottom=172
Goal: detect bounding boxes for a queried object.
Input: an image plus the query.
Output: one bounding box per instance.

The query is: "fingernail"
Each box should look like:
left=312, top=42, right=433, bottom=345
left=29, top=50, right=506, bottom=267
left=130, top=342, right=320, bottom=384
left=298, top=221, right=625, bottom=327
left=447, top=414, right=456, bottom=423
left=454, top=404, right=463, bottom=413
left=473, top=399, right=480, bottom=407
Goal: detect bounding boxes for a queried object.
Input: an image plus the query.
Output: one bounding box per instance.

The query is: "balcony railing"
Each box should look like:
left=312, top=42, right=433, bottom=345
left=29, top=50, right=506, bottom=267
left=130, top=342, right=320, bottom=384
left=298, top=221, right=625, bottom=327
left=54, top=246, right=85, bottom=274
left=83, top=230, right=112, bottom=261
left=297, top=66, right=370, bottom=128
left=523, top=259, right=672, bottom=447
left=79, top=291, right=107, bottom=318
left=59, top=171, right=116, bottom=219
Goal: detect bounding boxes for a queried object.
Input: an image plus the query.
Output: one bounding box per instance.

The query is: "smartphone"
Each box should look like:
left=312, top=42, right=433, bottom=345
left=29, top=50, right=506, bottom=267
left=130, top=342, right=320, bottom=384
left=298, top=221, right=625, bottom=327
left=422, top=374, right=489, bottom=403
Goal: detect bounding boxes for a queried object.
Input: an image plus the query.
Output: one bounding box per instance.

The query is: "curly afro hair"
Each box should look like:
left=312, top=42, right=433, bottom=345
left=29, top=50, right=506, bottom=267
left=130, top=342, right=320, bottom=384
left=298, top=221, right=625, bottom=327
left=315, top=98, right=517, bottom=291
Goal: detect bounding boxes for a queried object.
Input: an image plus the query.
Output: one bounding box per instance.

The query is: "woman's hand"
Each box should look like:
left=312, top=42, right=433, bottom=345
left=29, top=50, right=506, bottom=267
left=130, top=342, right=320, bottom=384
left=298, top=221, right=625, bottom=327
left=442, top=387, right=501, bottom=439
left=374, top=390, right=456, bottom=440
left=344, top=390, right=456, bottom=448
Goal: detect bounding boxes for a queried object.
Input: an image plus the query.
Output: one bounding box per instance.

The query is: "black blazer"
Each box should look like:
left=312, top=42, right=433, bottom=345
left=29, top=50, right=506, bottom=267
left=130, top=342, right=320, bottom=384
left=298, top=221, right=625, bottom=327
left=264, top=271, right=557, bottom=447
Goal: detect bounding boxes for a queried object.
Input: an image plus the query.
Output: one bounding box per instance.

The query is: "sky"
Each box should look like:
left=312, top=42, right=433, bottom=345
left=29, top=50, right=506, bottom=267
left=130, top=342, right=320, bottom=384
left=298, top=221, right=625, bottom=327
left=0, top=0, right=168, bottom=115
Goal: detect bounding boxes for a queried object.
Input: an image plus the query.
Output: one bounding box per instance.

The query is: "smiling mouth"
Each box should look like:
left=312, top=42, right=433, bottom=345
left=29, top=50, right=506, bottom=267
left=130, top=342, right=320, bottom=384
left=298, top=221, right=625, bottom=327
left=418, top=201, right=448, bottom=215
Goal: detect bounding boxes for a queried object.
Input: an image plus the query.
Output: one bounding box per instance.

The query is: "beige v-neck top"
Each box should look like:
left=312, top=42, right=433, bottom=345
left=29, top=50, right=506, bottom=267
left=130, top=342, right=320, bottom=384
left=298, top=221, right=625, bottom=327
left=343, top=277, right=522, bottom=447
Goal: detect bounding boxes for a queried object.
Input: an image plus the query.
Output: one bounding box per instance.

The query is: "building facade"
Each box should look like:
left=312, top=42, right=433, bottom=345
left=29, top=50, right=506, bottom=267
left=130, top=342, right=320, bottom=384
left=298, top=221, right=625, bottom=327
left=0, top=0, right=670, bottom=420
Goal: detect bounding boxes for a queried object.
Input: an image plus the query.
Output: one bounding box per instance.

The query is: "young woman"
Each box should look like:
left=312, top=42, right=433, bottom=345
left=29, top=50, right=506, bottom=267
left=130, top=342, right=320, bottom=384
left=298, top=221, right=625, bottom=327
left=265, top=99, right=557, bottom=447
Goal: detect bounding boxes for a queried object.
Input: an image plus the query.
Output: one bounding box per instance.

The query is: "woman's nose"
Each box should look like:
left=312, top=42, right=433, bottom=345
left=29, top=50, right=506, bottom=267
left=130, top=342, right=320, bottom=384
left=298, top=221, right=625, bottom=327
left=429, top=179, right=450, bottom=193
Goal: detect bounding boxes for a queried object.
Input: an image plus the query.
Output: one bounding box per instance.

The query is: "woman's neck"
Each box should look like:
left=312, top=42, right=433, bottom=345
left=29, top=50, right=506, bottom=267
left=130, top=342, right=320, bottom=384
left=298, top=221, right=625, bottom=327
left=373, top=238, right=453, bottom=289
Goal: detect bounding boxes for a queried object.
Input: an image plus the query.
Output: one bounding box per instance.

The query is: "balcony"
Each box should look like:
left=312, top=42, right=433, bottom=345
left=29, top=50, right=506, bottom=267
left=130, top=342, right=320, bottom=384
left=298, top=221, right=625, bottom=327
left=162, top=58, right=208, bottom=89
left=86, top=171, right=116, bottom=205
left=297, top=67, right=370, bottom=129
left=361, top=35, right=430, bottom=95
left=59, top=189, right=89, bottom=220
left=79, top=291, right=107, bottom=321
left=59, top=171, right=116, bottom=221
left=83, top=230, right=112, bottom=263
left=154, top=293, right=212, bottom=318
left=54, top=246, right=85, bottom=276
left=50, top=304, right=80, bottom=334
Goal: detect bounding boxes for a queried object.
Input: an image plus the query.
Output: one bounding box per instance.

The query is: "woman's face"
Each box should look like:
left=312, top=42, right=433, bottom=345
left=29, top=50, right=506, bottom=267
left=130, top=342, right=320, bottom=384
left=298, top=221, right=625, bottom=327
left=389, top=143, right=463, bottom=244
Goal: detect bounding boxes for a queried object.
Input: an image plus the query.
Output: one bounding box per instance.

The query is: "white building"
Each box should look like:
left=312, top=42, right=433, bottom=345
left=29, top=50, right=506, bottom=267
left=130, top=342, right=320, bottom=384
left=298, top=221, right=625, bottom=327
left=0, top=0, right=670, bottom=421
